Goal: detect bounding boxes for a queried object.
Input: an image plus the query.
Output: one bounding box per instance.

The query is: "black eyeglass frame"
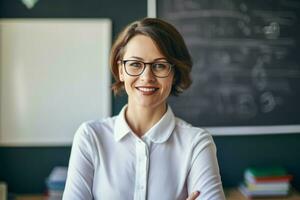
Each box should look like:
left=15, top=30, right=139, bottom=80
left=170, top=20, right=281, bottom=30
left=121, top=60, right=174, bottom=78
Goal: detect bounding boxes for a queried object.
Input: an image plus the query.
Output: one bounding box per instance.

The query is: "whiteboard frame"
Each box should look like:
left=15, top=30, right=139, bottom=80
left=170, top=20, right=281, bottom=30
left=206, top=125, right=300, bottom=136
left=147, top=0, right=157, bottom=18
left=0, top=19, right=112, bottom=146
left=147, top=0, right=300, bottom=135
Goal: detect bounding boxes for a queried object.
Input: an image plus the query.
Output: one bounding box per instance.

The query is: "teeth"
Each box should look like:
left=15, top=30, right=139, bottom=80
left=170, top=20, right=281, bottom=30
left=138, top=87, right=156, bottom=92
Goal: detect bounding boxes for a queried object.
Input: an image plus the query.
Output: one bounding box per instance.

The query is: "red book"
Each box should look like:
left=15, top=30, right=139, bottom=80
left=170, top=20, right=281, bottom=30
left=254, top=175, right=293, bottom=183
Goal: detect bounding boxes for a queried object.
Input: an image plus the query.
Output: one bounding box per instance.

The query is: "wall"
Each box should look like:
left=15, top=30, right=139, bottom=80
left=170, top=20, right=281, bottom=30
left=0, top=0, right=299, bottom=194
left=214, top=134, right=300, bottom=189
left=0, top=147, right=71, bottom=193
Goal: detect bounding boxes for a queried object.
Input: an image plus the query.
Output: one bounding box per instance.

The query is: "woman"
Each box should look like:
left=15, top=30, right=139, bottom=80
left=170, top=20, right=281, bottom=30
left=63, top=18, right=226, bottom=200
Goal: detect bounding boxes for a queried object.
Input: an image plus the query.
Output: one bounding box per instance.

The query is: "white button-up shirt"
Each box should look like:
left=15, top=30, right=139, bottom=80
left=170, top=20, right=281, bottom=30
left=63, top=106, right=226, bottom=200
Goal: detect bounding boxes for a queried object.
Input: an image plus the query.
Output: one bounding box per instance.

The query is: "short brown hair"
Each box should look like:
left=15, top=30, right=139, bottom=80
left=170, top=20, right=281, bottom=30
left=110, top=18, right=192, bottom=96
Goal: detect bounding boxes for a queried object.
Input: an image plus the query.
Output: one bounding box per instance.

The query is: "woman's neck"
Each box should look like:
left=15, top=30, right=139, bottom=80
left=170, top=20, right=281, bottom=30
left=125, top=103, right=167, bottom=137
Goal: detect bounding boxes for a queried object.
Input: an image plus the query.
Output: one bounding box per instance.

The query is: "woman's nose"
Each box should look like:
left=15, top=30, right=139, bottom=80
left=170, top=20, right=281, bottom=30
left=140, top=64, right=156, bottom=82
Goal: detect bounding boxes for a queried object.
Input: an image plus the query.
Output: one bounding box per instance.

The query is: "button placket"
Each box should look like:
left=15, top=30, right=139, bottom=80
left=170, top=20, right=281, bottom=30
left=134, top=139, right=149, bottom=200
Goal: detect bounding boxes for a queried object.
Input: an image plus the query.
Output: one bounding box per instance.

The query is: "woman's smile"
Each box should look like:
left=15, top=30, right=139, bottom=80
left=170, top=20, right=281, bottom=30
left=136, top=86, right=159, bottom=95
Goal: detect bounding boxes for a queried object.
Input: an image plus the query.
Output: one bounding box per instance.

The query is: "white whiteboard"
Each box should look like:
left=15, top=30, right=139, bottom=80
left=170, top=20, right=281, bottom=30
left=0, top=19, right=111, bottom=146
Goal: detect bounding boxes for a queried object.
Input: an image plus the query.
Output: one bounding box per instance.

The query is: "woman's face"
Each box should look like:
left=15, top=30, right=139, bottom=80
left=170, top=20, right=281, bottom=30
left=119, top=35, right=174, bottom=111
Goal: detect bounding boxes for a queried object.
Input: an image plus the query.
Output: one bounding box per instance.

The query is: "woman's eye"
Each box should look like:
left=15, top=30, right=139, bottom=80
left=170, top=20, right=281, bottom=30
left=129, top=62, right=142, bottom=68
left=153, top=63, right=167, bottom=70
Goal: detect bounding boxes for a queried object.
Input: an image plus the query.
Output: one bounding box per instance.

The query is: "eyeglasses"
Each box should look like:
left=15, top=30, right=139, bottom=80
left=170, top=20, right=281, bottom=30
left=121, top=60, right=174, bottom=78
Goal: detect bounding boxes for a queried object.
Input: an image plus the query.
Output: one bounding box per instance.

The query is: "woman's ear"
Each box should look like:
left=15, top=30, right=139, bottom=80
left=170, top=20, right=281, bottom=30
left=118, top=61, right=124, bottom=82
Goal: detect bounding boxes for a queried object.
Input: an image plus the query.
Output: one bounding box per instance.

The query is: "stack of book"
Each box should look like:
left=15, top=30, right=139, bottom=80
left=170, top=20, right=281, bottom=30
left=45, top=166, right=68, bottom=200
left=239, top=166, right=293, bottom=198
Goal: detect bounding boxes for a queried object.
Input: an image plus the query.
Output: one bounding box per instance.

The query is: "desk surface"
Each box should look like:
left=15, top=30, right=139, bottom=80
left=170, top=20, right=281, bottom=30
left=15, top=189, right=300, bottom=200
left=226, top=188, right=300, bottom=200
left=15, top=195, right=45, bottom=200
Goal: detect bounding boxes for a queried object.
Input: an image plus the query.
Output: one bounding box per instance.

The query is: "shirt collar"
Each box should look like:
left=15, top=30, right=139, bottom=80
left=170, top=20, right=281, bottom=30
left=114, top=105, right=131, bottom=141
left=114, top=105, right=176, bottom=143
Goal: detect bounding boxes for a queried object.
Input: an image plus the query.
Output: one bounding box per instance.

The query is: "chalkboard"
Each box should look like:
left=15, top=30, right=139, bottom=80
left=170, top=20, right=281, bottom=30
left=150, top=0, right=300, bottom=134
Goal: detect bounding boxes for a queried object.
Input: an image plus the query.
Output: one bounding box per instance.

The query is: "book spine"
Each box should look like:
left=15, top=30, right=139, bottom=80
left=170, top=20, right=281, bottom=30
left=254, top=175, right=293, bottom=182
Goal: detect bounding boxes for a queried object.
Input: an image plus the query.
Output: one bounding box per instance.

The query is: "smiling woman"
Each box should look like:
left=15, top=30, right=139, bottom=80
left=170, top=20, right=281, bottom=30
left=117, top=34, right=175, bottom=124
left=63, top=18, right=226, bottom=200
left=110, top=18, right=192, bottom=96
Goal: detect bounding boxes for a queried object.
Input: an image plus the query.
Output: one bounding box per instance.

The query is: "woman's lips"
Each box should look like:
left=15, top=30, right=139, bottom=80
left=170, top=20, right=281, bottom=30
left=136, top=86, right=159, bottom=95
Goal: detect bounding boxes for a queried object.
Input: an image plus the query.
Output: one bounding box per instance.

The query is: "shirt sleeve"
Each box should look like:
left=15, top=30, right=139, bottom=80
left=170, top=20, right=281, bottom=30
left=187, top=132, right=226, bottom=200
left=63, top=123, right=95, bottom=200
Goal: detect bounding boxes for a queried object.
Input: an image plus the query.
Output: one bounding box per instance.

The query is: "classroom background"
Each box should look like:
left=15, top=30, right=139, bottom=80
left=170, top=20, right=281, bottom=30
left=0, top=0, right=300, bottom=195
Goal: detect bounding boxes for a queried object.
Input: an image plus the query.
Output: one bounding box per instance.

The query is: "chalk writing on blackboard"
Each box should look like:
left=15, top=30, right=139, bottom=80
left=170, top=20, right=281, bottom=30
left=156, top=0, right=300, bottom=134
